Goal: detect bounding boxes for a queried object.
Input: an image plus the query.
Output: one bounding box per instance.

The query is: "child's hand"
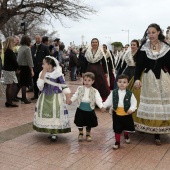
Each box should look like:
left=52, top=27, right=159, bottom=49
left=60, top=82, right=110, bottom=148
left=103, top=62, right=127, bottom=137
left=66, top=100, right=72, bottom=105
left=101, top=107, right=106, bottom=112
left=65, top=93, right=71, bottom=105
left=127, top=109, right=133, bottom=115
left=42, top=65, right=48, bottom=72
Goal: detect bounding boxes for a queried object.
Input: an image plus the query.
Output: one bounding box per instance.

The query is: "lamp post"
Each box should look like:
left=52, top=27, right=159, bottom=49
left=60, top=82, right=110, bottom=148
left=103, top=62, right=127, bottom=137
left=21, top=22, right=26, bottom=35
left=122, top=29, right=129, bottom=44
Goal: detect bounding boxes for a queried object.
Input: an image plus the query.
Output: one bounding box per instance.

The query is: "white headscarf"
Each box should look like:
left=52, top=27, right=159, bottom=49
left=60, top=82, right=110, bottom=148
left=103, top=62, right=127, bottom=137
left=45, top=56, right=62, bottom=73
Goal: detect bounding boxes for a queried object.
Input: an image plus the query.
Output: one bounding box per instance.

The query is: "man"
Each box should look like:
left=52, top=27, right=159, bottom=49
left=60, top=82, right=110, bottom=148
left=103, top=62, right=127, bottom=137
left=31, top=35, right=50, bottom=100
left=53, top=38, right=61, bottom=61
left=42, top=36, right=49, bottom=46
left=69, top=48, right=79, bottom=81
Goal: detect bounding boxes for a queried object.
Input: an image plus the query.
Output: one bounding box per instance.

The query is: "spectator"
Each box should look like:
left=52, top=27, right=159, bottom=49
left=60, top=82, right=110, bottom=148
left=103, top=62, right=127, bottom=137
left=17, top=35, right=34, bottom=104
left=3, top=37, right=19, bottom=107
left=31, top=35, right=50, bottom=100
left=69, top=48, right=79, bottom=81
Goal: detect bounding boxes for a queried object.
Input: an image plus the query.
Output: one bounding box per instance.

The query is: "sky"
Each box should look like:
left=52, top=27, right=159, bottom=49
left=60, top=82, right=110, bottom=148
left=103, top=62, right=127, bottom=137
left=47, top=0, right=170, bottom=48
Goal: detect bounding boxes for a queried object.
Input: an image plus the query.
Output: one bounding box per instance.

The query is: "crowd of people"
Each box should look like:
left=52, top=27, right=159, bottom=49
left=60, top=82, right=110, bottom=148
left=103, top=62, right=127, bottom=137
left=1, top=23, right=170, bottom=149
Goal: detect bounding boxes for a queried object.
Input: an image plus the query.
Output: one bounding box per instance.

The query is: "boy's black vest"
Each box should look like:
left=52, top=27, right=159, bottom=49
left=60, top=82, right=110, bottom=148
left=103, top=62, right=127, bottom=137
left=112, top=89, right=132, bottom=112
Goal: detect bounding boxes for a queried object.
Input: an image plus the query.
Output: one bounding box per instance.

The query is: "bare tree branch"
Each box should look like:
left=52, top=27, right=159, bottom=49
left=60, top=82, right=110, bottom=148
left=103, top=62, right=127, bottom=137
left=0, top=0, right=96, bottom=27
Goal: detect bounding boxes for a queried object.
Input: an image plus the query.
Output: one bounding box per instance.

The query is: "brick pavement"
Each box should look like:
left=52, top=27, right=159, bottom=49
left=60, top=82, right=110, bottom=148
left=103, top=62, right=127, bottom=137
left=0, top=75, right=170, bottom=170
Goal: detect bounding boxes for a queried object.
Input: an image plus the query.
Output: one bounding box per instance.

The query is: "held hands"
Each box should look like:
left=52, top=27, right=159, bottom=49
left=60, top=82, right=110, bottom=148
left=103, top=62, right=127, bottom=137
left=134, top=80, right=141, bottom=89
left=127, top=109, right=133, bottom=115
left=66, top=100, right=72, bottom=105
left=101, top=107, right=106, bottom=112
left=65, top=94, right=72, bottom=105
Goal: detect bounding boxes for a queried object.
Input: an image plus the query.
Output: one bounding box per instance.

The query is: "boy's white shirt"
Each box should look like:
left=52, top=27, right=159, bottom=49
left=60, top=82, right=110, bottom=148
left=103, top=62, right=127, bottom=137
left=103, top=89, right=137, bottom=112
left=71, top=86, right=103, bottom=109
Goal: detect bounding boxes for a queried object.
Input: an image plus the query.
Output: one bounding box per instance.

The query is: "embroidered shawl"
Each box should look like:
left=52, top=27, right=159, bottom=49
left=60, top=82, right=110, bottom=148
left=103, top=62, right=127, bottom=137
left=85, top=46, right=103, bottom=63
left=141, top=41, right=170, bottom=60
left=77, top=86, right=96, bottom=110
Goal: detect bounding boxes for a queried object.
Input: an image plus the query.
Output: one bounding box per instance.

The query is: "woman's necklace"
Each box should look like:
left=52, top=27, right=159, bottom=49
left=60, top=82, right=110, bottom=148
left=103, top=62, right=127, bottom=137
left=92, top=49, right=97, bottom=58
left=150, top=41, right=159, bottom=51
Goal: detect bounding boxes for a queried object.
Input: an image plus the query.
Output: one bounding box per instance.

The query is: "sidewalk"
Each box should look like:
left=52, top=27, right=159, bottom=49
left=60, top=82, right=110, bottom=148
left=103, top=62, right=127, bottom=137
left=0, top=76, right=170, bottom=170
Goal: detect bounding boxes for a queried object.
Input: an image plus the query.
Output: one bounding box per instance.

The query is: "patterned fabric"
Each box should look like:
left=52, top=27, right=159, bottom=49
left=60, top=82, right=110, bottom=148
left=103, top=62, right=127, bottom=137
left=141, top=41, right=170, bottom=60
left=85, top=47, right=103, bottom=63
left=33, top=74, right=71, bottom=134
left=77, top=86, right=96, bottom=110
left=129, top=72, right=170, bottom=134
left=112, top=88, right=132, bottom=112
left=124, top=51, right=136, bottom=67
left=137, top=70, right=170, bottom=120
left=3, top=70, right=18, bottom=84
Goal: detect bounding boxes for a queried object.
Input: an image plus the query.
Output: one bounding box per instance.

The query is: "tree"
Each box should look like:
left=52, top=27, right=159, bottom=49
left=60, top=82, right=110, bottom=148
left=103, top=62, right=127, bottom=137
left=0, top=0, right=96, bottom=28
left=111, top=42, right=123, bottom=51
left=111, top=42, right=123, bottom=48
left=0, top=14, right=44, bottom=37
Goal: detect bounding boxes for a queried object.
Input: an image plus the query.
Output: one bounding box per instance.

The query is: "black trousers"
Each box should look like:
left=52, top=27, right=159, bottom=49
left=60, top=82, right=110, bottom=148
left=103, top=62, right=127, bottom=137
left=33, top=72, right=40, bottom=96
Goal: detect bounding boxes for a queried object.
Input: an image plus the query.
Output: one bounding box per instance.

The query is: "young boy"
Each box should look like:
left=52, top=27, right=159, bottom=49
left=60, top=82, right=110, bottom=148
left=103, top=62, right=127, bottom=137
left=102, top=74, right=137, bottom=149
left=67, top=72, right=104, bottom=142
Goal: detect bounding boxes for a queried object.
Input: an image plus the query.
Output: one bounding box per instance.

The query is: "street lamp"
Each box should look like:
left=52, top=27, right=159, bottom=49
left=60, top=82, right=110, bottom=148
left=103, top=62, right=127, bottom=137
left=21, top=20, right=27, bottom=35
left=122, top=29, right=129, bottom=44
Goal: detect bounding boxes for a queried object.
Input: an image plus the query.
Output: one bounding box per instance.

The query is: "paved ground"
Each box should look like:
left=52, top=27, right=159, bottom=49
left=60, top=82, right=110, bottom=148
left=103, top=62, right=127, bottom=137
left=0, top=75, right=170, bottom=170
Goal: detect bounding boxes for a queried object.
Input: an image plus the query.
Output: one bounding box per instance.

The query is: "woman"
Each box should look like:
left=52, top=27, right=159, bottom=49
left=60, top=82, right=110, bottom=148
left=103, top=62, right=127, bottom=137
left=114, top=44, right=129, bottom=89
left=122, top=40, right=139, bottom=81
left=133, top=23, right=170, bottom=145
left=84, top=38, right=110, bottom=101
left=17, top=35, right=34, bottom=104
left=102, top=44, right=115, bottom=90
left=3, top=37, right=19, bottom=107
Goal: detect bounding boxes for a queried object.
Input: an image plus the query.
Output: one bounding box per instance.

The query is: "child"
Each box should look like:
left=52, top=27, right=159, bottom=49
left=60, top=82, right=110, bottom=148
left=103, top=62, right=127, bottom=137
left=33, top=56, right=71, bottom=141
left=102, top=74, right=137, bottom=149
left=67, top=72, right=103, bottom=142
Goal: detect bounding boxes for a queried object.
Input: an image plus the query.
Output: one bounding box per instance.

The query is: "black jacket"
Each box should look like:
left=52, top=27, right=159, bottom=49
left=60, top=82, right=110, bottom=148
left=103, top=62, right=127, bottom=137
left=69, top=51, right=79, bottom=67
left=31, top=43, right=50, bottom=73
left=3, top=48, right=19, bottom=71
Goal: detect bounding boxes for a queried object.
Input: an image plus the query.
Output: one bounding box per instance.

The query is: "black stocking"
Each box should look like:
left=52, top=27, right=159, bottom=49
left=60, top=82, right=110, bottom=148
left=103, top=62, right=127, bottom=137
left=6, top=83, right=14, bottom=104
left=21, top=86, right=27, bottom=100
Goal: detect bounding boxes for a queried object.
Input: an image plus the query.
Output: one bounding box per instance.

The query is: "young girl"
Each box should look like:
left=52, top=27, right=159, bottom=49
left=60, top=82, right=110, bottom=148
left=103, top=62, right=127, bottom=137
left=102, top=74, right=137, bottom=149
left=67, top=72, right=103, bottom=142
left=33, top=56, right=71, bottom=141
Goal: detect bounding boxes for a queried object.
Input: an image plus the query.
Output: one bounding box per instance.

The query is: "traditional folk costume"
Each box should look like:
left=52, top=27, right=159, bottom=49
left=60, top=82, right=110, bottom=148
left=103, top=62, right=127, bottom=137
left=71, top=86, right=103, bottom=128
left=103, top=49, right=115, bottom=90
left=84, top=47, right=110, bottom=101
left=122, top=48, right=136, bottom=81
left=103, top=88, right=137, bottom=148
left=132, top=41, right=170, bottom=134
left=114, top=50, right=127, bottom=89
left=33, top=59, right=71, bottom=134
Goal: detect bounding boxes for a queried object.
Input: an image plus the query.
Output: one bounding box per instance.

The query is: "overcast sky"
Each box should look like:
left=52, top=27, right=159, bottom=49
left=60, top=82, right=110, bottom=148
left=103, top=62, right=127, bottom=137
left=48, top=0, right=170, bottom=48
